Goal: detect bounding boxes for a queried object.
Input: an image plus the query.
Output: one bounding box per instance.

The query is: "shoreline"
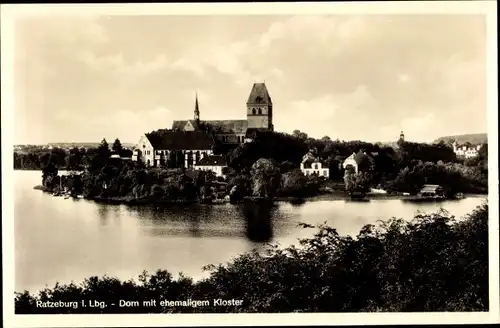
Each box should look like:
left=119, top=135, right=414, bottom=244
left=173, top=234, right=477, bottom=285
left=33, top=185, right=487, bottom=206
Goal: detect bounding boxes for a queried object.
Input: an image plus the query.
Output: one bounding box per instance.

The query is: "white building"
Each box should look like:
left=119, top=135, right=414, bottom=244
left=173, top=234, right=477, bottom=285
left=193, top=155, right=227, bottom=177
left=342, top=151, right=374, bottom=173
left=452, top=141, right=482, bottom=159
left=132, top=130, right=214, bottom=168
left=300, top=158, right=329, bottom=178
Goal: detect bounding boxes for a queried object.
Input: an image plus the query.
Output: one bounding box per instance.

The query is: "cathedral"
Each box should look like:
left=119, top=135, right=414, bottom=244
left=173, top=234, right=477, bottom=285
left=172, top=82, right=273, bottom=142
left=132, top=82, right=274, bottom=168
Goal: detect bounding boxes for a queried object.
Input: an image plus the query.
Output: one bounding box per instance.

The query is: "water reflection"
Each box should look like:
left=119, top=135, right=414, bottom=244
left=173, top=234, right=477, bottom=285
left=97, top=205, right=110, bottom=226
left=242, top=198, right=274, bottom=243
left=15, top=170, right=487, bottom=293
left=124, top=204, right=247, bottom=239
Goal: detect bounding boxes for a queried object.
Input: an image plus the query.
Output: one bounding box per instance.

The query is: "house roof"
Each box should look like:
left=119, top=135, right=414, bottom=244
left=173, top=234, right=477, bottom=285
left=344, top=152, right=374, bottom=165
left=246, top=83, right=272, bottom=105
left=145, top=130, right=214, bottom=151
left=195, top=155, right=227, bottom=166
left=354, top=152, right=373, bottom=164
left=302, top=157, right=329, bottom=167
left=420, top=184, right=443, bottom=192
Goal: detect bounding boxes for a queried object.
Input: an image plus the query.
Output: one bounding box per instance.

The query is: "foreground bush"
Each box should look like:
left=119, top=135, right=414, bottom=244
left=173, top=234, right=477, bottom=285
left=15, top=203, right=488, bottom=313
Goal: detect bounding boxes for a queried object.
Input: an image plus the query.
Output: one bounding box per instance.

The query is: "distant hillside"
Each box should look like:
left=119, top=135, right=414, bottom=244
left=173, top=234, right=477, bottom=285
left=434, top=133, right=487, bottom=145
left=47, top=142, right=135, bottom=149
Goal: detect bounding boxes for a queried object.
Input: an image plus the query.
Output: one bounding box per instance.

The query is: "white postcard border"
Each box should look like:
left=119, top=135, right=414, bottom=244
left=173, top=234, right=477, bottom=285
left=2, top=1, right=498, bottom=327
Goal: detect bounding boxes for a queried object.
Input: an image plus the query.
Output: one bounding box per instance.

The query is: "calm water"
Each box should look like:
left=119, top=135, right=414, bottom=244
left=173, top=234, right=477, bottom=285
left=15, top=170, right=486, bottom=293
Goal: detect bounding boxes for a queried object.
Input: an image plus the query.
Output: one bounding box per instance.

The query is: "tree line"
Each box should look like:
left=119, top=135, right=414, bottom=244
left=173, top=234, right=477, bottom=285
left=21, top=132, right=488, bottom=201
left=14, top=138, right=132, bottom=171
left=224, top=131, right=488, bottom=196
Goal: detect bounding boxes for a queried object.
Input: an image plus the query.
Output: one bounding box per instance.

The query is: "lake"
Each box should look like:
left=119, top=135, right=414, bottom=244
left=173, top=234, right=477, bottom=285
left=14, top=170, right=486, bottom=293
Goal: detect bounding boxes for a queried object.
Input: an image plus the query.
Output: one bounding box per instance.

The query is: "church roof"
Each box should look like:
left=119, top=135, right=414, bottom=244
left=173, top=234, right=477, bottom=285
left=171, top=119, right=248, bottom=134
left=145, top=130, right=214, bottom=151
left=172, top=120, right=188, bottom=130
left=246, top=82, right=272, bottom=105
left=203, top=120, right=248, bottom=134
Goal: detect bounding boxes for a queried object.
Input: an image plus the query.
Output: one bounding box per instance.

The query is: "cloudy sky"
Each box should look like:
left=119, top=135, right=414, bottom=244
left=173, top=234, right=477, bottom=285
left=13, top=13, right=487, bottom=144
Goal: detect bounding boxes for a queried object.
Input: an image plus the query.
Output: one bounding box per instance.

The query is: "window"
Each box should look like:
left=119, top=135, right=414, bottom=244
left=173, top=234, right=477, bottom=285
left=252, top=108, right=256, bottom=115
left=258, top=108, right=262, bottom=115
left=314, top=164, right=318, bottom=170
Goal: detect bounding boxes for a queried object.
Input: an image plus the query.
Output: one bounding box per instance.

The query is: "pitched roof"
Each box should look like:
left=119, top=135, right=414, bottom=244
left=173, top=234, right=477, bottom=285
left=246, top=83, right=272, bottom=105
left=344, top=152, right=374, bottom=165
left=172, top=120, right=188, bottom=130
left=420, top=184, right=443, bottom=192
left=203, top=120, right=248, bottom=134
left=302, top=156, right=329, bottom=167
left=145, top=130, right=214, bottom=150
left=354, top=152, right=373, bottom=165
left=171, top=119, right=247, bottom=134
left=195, top=155, right=227, bottom=166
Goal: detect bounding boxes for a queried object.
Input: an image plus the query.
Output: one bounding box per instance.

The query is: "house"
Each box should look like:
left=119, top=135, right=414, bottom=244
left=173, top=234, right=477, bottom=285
left=132, top=130, right=215, bottom=167
left=342, top=151, right=374, bottom=173
left=452, top=141, right=482, bottom=158
left=300, top=157, right=330, bottom=178
left=193, top=155, right=228, bottom=177
left=418, top=184, right=445, bottom=198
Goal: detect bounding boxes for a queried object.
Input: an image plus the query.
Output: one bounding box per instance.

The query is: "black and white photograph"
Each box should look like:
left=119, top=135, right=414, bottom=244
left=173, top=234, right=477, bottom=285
left=2, top=1, right=498, bottom=327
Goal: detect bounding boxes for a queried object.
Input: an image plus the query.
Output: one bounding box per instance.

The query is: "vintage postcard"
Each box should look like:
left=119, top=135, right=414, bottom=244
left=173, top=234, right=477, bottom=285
left=2, top=1, right=498, bottom=327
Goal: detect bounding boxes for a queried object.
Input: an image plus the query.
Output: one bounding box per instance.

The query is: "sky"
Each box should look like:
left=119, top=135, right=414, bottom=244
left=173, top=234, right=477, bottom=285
left=12, top=13, right=487, bottom=144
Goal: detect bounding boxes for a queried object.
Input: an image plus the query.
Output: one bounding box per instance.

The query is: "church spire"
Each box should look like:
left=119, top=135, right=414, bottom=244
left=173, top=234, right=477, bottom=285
left=194, top=92, right=200, bottom=121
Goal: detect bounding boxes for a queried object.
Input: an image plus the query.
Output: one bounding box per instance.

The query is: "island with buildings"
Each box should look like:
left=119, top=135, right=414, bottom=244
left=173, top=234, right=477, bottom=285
left=14, top=82, right=488, bottom=205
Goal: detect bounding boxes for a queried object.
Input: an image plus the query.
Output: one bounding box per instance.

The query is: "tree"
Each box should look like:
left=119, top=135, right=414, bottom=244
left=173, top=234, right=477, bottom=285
left=280, top=169, right=308, bottom=197
left=293, top=129, right=308, bottom=140
left=42, top=156, right=59, bottom=187
left=250, top=158, right=281, bottom=199
left=67, top=147, right=83, bottom=171
left=343, top=165, right=357, bottom=196
left=355, top=172, right=373, bottom=194
left=112, top=138, right=123, bottom=155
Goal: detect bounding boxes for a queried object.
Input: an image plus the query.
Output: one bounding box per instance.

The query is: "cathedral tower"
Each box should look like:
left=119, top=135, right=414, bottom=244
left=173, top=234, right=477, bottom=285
left=246, top=82, right=273, bottom=131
